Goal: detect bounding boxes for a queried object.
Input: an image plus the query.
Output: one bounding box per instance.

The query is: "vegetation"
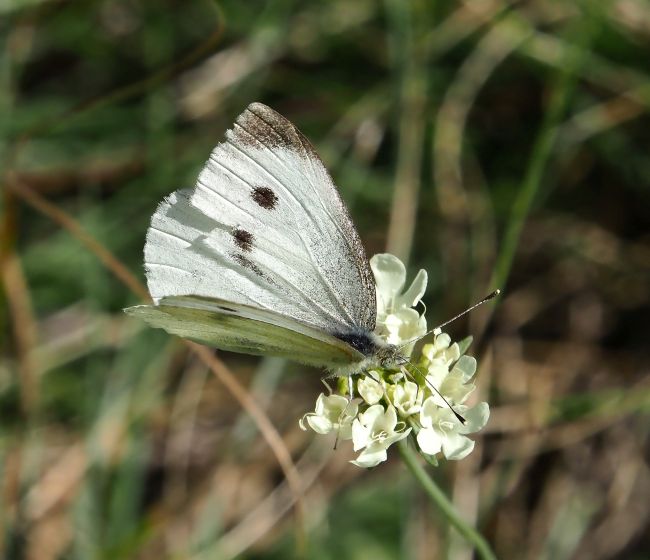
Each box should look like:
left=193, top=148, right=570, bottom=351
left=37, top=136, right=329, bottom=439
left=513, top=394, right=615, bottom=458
left=2, top=0, right=649, bottom=558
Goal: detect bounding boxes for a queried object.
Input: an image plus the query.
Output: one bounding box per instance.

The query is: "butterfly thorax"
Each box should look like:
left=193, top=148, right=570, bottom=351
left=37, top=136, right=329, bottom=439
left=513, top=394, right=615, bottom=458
left=332, top=328, right=406, bottom=373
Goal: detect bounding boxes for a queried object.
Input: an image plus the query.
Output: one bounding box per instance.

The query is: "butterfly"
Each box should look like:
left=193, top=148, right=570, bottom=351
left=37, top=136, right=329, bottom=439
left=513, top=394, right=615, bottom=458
left=125, top=102, right=405, bottom=374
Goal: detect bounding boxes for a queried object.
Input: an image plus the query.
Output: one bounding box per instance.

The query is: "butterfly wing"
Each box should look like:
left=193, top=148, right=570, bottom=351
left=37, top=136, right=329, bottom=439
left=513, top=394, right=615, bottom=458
left=144, top=103, right=376, bottom=340
left=126, top=296, right=365, bottom=368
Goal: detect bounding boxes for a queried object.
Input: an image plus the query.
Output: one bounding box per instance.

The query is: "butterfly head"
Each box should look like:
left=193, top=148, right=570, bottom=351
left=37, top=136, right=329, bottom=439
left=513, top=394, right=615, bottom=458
left=374, top=342, right=407, bottom=369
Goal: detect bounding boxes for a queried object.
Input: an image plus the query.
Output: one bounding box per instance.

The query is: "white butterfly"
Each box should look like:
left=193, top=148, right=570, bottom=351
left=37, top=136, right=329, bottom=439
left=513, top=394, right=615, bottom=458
left=125, top=103, right=405, bottom=373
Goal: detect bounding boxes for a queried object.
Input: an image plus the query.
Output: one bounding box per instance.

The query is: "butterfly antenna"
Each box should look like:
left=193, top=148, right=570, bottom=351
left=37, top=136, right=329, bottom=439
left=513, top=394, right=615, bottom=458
left=400, top=360, right=466, bottom=424
left=399, top=289, right=501, bottom=350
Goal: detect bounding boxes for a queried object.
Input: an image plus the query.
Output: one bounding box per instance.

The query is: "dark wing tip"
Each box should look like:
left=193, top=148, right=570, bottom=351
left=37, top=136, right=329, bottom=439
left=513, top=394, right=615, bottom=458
left=244, top=102, right=286, bottom=128
left=233, top=102, right=298, bottom=152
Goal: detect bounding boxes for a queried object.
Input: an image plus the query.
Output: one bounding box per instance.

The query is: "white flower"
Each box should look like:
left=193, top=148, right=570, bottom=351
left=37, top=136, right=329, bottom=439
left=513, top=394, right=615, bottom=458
left=299, top=259, right=491, bottom=470
left=351, top=404, right=411, bottom=468
left=358, top=373, right=384, bottom=405
left=426, top=354, right=477, bottom=407
left=299, top=394, right=358, bottom=440
left=389, top=380, right=423, bottom=417
left=416, top=398, right=489, bottom=460
left=423, top=331, right=477, bottom=407
left=422, top=332, right=460, bottom=368
left=383, top=308, right=427, bottom=349
left=370, top=253, right=427, bottom=349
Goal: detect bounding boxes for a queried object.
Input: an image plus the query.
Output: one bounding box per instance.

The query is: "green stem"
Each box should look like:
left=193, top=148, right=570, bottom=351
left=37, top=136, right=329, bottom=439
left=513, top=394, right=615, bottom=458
left=398, top=440, right=497, bottom=560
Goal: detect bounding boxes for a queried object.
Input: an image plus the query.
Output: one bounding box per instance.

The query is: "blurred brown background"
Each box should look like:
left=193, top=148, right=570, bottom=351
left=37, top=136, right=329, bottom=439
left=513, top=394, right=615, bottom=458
left=1, top=0, right=649, bottom=558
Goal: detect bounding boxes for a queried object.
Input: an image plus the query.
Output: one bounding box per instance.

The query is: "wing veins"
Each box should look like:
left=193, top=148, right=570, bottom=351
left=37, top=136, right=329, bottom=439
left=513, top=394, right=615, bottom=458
left=221, top=139, right=330, bottom=241
left=244, top=109, right=359, bottom=262
left=241, top=237, right=352, bottom=327
left=235, top=113, right=365, bottom=326
left=186, top=233, right=344, bottom=327
left=205, top=150, right=358, bottom=326
left=194, top=175, right=325, bottom=274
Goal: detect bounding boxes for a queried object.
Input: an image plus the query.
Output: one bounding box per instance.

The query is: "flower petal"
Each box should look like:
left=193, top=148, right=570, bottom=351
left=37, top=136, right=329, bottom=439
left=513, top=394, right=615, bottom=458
left=371, top=254, right=406, bottom=305
left=419, top=396, right=439, bottom=428
left=434, top=333, right=451, bottom=352
left=338, top=422, right=354, bottom=441
left=417, top=427, right=442, bottom=455
left=426, top=363, right=448, bottom=386
left=358, top=376, right=383, bottom=405
left=445, top=342, right=461, bottom=364
left=383, top=427, right=412, bottom=447
left=441, top=374, right=475, bottom=405
left=313, top=393, right=327, bottom=415
left=441, top=432, right=475, bottom=460
left=375, top=405, right=398, bottom=433
left=452, top=355, right=477, bottom=382
left=394, top=380, right=421, bottom=416
left=351, top=442, right=388, bottom=468
left=384, top=308, right=426, bottom=346
left=306, top=415, right=333, bottom=435
left=351, top=418, right=370, bottom=451
left=396, top=268, right=427, bottom=308
left=459, top=402, right=490, bottom=434
left=360, top=404, right=385, bottom=426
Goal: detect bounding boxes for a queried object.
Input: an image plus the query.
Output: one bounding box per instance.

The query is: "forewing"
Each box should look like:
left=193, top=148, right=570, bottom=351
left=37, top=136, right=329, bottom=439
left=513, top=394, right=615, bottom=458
left=125, top=296, right=365, bottom=368
left=144, top=102, right=376, bottom=336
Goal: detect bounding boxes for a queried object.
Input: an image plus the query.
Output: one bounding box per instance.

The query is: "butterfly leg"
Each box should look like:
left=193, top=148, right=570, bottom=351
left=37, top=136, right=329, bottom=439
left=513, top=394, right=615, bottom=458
left=320, top=376, right=334, bottom=395
left=347, top=374, right=354, bottom=401
left=319, top=372, right=355, bottom=401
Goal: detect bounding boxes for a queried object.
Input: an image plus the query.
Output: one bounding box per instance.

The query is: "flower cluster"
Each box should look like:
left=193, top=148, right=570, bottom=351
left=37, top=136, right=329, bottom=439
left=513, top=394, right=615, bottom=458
left=300, top=254, right=490, bottom=468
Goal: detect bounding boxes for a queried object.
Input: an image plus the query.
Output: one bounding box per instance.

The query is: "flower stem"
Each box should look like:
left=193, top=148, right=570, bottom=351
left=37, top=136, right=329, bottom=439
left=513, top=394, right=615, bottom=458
left=398, top=440, right=497, bottom=560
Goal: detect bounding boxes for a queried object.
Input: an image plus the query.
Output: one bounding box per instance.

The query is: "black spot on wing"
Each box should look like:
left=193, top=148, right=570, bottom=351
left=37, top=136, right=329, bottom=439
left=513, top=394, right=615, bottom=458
left=251, top=186, right=278, bottom=210
left=232, top=228, right=254, bottom=252
left=332, top=329, right=380, bottom=358
left=217, top=305, right=237, bottom=313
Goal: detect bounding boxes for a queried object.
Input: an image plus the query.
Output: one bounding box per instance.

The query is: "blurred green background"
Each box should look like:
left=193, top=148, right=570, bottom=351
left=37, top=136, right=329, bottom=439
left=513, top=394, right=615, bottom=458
left=2, top=0, right=650, bottom=558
